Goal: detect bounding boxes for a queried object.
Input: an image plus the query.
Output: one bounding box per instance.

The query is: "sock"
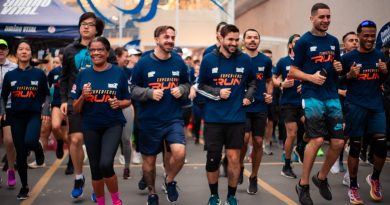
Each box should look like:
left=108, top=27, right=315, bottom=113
left=371, top=168, right=381, bottom=180
left=227, top=186, right=237, bottom=197
left=350, top=176, right=358, bottom=188
left=209, top=183, right=218, bottom=195
left=96, top=196, right=105, bottom=205
left=110, top=192, right=121, bottom=205
left=285, top=158, right=291, bottom=168
left=75, top=174, right=84, bottom=180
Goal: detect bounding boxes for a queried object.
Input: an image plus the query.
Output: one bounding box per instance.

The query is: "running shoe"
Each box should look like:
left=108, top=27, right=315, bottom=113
left=165, top=181, right=179, bottom=202
left=208, top=194, right=221, bottom=205
left=348, top=187, right=363, bottom=205
left=293, top=145, right=304, bottom=164
left=123, top=167, right=130, bottom=180
left=263, top=144, right=273, bottom=155
left=91, top=192, right=97, bottom=203
left=366, top=174, right=382, bottom=201
left=247, top=176, right=258, bottom=195
left=312, top=173, right=332, bottom=200
left=118, top=154, right=125, bottom=165
left=132, top=151, right=142, bottom=164
left=28, top=160, right=46, bottom=169
left=17, top=187, right=29, bottom=200
left=296, top=183, right=313, bottom=205
left=330, top=161, right=340, bottom=174
left=281, top=166, right=297, bottom=179
left=7, top=169, right=16, bottom=187
left=35, top=141, right=45, bottom=166
left=71, top=176, right=85, bottom=199
left=138, top=176, right=147, bottom=190
left=147, top=194, right=159, bottom=205
left=225, top=195, right=238, bottom=205
left=342, top=172, right=350, bottom=187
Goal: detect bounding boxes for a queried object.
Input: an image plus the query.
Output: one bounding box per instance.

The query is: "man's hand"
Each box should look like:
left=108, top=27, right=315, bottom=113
left=378, top=59, right=388, bottom=74
left=242, top=98, right=251, bottom=106
left=170, top=87, right=182, bottom=99
left=348, top=62, right=361, bottom=78
left=189, top=86, right=197, bottom=100
left=282, top=79, right=294, bottom=88
left=152, top=89, right=164, bottom=101
left=82, top=82, right=92, bottom=98
left=220, top=88, right=231, bottom=99
left=264, top=93, right=272, bottom=104
left=333, top=60, right=342, bottom=72
left=310, top=71, right=327, bottom=85
left=108, top=97, right=120, bottom=109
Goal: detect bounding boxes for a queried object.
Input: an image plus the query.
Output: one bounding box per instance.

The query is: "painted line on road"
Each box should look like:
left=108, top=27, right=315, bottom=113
left=21, top=150, right=69, bottom=205
left=243, top=169, right=298, bottom=205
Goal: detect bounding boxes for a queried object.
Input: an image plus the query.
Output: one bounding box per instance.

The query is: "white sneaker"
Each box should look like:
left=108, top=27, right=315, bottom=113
left=343, top=172, right=350, bottom=187
left=132, top=151, right=142, bottom=164
left=118, top=154, right=125, bottom=165
left=263, top=144, right=273, bottom=155
left=83, top=145, right=88, bottom=163
left=330, top=161, right=340, bottom=174
left=28, top=161, right=46, bottom=169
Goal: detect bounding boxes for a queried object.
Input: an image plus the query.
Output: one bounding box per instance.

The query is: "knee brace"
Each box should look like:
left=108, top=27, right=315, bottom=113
left=206, top=151, right=222, bottom=172
left=349, top=140, right=361, bottom=158
left=372, top=135, right=387, bottom=158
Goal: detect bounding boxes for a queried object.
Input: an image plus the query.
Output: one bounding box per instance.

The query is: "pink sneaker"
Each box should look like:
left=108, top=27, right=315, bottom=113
left=7, top=169, right=16, bottom=187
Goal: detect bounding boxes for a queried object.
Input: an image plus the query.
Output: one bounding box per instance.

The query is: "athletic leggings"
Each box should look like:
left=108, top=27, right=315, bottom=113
left=84, top=125, right=122, bottom=180
left=121, top=106, right=134, bottom=165
left=9, top=113, right=41, bottom=188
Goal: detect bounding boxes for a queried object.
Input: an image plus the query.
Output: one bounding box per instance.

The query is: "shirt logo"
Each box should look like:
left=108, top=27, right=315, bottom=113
left=54, top=75, right=59, bottom=80
left=31, top=81, right=38, bottom=86
left=108, top=83, right=118, bottom=89
left=310, top=46, right=317, bottom=52
left=257, top=67, right=264, bottom=72
left=330, top=45, right=335, bottom=50
left=286, top=66, right=291, bottom=71
left=71, top=84, right=77, bottom=94
left=148, top=71, right=156, bottom=78
left=236, top=67, right=244, bottom=73
left=212, top=67, right=218, bottom=74
left=172, top=71, right=180, bottom=76
left=11, top=81, right=17, bottom=86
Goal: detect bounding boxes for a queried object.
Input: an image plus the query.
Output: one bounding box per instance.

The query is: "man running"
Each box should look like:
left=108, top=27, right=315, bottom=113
left=341, top=20, right=388, bottom=204
left=239, top=29, right=273, bottom=195
left=199, top=24, right=256, bottom=205
left=290, top=3, right=345, bottom=205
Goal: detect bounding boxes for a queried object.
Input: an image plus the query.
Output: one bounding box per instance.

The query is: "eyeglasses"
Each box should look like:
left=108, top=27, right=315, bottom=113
left=88, top=48, right=106, bottom=53
left=81, top=22, right=96, bottom=27
left=359, top=20, right=376, bottom=27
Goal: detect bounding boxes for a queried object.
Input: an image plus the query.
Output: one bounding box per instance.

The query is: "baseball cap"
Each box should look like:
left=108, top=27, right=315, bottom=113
left=128, top=48, right=142, bottom=56
left=0, top=39, right=8, bottom=48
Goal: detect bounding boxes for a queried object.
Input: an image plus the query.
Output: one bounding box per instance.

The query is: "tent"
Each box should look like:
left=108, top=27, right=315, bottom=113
left=0, top=0, right=80, bottom=38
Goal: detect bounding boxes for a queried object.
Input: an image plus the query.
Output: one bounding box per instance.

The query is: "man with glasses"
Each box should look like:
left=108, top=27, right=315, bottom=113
left=341, top=20, right=388, bottom=204
left=289, top=3, right=344, bottom=205
left=60, top=12, right=106, bottom=200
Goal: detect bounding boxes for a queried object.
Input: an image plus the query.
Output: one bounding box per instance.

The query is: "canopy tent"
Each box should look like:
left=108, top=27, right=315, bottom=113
left=0, top=0, right=80, bottom=38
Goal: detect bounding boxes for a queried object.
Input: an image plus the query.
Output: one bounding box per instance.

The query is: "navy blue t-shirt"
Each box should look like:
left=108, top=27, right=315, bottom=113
left=122, top=67, right=133, bottom=81
left=70, top=65, right=130, bottom=130
left=246, top=53, right=272, bottom=112
left=293, top=32, right=341, bottom=100
left=131, top=51, right=190, bottom=128
left=274, top=56, right=302, bottom=106
left=2, top=67, right=49, bottom=114
left=341, top=49, right=386, bottom=112
left=48, top=66, right=62, bottom=107
left=199, top=51, right=256, bottom=123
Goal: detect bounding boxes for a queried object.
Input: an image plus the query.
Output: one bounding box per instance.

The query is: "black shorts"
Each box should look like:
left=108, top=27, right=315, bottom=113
left=182, top=107, right=192, bottom=126
left=51, top=104, right=61, bottom=109
left=68, top=112, right=83, bottom=134
left=245, top=112, right=267, bottom=137
left=204, top=123, right=245, bottom=151
left=281, top=105, right=304, bottom=123
left=1, top=116, right=11, bottom=128
left=267, top=104, right=280, bottom=122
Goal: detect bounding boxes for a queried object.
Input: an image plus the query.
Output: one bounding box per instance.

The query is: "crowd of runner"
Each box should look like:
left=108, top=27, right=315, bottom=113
left=0, top=2, right=389, bottom=205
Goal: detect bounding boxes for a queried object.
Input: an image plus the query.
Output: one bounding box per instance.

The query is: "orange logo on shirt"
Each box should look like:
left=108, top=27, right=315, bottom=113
left=12, top=90, right=37, bottom=98
left=256, top=73, right=264, bottom=80
left=311, top=51, right=335, bottom=63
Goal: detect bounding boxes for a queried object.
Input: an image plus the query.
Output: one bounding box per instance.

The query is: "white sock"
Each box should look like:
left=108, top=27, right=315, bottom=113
left=76, top=174, right=84, bottom=180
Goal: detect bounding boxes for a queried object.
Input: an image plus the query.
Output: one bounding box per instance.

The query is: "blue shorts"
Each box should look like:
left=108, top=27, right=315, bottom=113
left=344, top=102, right=386, bottom=138
left=302, top=98, right=344, bottom=139
left=139, top=120, right=185, bottom=155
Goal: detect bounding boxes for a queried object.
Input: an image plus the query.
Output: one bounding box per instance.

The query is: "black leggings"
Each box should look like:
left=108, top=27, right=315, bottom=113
left=84, top=125, right=122, bottom=180
left=9, top=113, right=41, bottom=188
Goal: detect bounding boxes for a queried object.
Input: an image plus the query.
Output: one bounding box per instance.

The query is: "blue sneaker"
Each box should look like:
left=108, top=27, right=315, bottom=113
left=91, top=192, right=97, bottom=203
left=138, top=176, right=147, bottom=190
left=147, top=194, right=159, bottom=205
left=225, top=195, right=238, bottom=205
left=208, top=195, right=221, bottom=205
left=71, top=177, right=85, bottom=199
left=165, top=181, right=179, bottom=202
